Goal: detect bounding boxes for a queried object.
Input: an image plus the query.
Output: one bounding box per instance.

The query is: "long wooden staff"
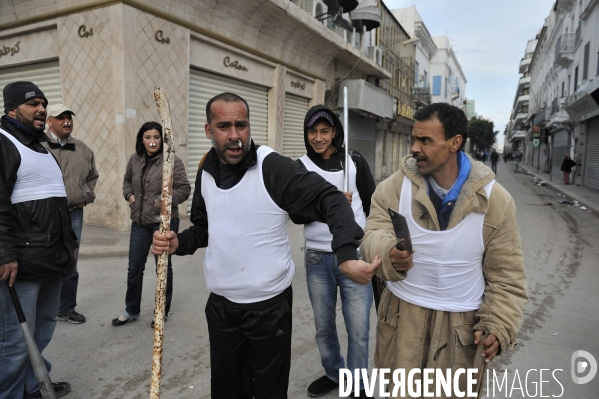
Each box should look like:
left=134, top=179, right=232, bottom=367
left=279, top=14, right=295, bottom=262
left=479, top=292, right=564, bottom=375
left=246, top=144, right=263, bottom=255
left=150, top=87, right=175, bottom=399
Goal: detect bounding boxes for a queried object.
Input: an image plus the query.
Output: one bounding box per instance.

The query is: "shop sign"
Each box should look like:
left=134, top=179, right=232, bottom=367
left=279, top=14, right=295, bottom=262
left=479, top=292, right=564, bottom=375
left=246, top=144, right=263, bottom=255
left=398, top=101, right=414, bottom=120
left=223, top=56, right=248, bottom=72
left=0, top=41, right=20, bottom=58
left=78, top=25, right=94, bottom=38
left=533, top=125, right=540, bottom=137
left=290, top=81, right=305, bottom=90
left=155, top=30, right=170, bottom=44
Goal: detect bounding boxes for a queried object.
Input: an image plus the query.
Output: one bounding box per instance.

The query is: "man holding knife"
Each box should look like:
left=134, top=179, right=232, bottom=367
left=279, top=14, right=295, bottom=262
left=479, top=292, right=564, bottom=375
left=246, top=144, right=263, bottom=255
left=360, top=103, right=528, bottom=395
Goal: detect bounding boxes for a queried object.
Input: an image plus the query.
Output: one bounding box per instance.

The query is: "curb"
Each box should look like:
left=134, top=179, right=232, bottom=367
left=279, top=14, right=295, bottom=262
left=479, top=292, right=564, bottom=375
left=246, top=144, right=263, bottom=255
left=517, top=165, right=599, bottom=218
left=79, top=246, right=129, bottom=260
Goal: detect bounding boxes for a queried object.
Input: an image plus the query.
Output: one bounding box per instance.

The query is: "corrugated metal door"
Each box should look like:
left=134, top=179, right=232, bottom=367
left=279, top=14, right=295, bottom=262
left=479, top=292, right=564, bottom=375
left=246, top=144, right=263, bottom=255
left=583, top=117, right=599, bottom=191
left=552, top=129, right=569, bottom=181
left=188, top=68, right=268, bottom=211
left=282, top=93, right=308, bottom=159
left=348, top=110, right=377, bottom=174
left=0, top=60, right=62, bottom=109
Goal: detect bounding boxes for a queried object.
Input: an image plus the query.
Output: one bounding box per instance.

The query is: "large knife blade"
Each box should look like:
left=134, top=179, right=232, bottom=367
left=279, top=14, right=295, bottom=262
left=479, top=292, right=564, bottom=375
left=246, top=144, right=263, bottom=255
left=388, top=208, right=412, bottom=253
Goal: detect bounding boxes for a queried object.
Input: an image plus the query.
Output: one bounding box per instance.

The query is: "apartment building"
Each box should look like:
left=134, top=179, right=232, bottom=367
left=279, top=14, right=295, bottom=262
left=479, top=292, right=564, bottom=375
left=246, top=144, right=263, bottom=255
left=0, top=0, right=387, bottom=228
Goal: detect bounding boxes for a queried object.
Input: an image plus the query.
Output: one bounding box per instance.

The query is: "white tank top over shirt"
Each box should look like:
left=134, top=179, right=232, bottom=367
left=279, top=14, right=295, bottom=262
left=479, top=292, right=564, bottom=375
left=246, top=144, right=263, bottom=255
left=0, top=128, right=66, bottom=204
left=387, top=176, right=494, bottom=312
left=202, top=146, right=294, bottom=303
left=300, top=154, right=366, bottom=252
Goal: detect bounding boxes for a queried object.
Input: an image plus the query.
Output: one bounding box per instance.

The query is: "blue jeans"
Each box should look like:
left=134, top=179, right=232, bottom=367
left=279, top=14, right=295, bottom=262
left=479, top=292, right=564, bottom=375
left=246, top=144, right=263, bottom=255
left=123, top=219, right=179, bottom=317
left=59, top=207, right=83, bottom=314
left=0, top=278, right=61, bottom=398
left=305, top=249, right=373, bottom=389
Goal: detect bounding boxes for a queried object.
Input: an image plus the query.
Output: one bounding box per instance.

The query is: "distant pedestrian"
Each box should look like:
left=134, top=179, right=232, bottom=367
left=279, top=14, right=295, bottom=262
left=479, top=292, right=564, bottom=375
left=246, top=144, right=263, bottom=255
left=491, top=150, right=499, bottom=174
left=481, top=151, right=488, bottom=163
left=44, top=103, right=99, bottom=325
left=560, top=155, right=576, bottom=185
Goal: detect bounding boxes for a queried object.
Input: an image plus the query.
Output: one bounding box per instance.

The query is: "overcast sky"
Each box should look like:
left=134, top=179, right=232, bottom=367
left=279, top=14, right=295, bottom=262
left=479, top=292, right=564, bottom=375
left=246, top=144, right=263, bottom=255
left=382, top=0, right=554, bottom=148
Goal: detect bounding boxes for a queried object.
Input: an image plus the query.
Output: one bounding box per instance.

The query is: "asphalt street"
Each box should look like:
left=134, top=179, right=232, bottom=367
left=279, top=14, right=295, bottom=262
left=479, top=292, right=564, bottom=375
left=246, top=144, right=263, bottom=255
left=41, top=159, right=599, bottom=399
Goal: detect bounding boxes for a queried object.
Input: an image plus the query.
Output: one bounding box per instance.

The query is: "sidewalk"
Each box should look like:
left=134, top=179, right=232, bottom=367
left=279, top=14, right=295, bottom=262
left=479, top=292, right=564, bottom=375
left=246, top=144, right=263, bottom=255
left=78, top=219, right=193, bottom=259
left=512, top=160, right=599, bottom=216
left=78, top=163, right=599, bottom=259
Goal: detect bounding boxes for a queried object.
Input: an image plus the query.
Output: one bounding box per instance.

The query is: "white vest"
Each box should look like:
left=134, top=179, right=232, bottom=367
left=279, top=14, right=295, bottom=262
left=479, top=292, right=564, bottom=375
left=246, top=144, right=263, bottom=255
left=202, top=146, right=294, bottom=303
left=300, top=154, right=366, bottom=252
left=387, top=176, right=494, bottom=312
left=0, top=128, right=66, bottom=204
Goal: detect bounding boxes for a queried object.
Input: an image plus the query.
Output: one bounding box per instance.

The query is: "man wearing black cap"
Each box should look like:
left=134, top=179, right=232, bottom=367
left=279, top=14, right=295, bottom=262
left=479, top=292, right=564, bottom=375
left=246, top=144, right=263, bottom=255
left=299, top=105, right=376, bottom=398
left=0, top=81, right=77, bottom=398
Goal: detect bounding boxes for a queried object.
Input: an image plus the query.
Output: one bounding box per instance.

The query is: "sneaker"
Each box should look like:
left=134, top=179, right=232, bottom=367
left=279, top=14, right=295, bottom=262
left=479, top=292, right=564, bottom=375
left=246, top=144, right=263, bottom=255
left=57, top=311, right=86, bottom=324
left=308, top=376, right=337, bottom=398
left=27, top=381, right=71, bottom=398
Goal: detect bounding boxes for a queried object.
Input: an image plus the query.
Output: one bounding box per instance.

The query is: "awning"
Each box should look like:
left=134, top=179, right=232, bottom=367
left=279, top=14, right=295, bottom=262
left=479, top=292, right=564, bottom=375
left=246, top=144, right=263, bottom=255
left=337, top=79, right=394, bottom=119
left=510, top=130, right=526, bottom=142
left=565, top=78, right=599, bottom=121
left=350, top=0, right=381, bottom=32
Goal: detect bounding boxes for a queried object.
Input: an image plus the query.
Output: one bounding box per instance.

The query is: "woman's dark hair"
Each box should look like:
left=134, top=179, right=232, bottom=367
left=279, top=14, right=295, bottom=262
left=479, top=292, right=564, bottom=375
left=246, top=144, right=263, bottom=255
left=135, top=121, right=163, bottom=155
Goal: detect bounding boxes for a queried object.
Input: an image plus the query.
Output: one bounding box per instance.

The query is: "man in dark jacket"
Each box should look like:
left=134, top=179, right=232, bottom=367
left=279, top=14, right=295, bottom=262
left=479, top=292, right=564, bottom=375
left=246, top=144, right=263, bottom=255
left=490, top=149, right=499, bottom=174
left=298, top=105, right=376, bottom=398
left=152, top=93, right=380, bottom=399
left=0, top=81, right=77, bottom=399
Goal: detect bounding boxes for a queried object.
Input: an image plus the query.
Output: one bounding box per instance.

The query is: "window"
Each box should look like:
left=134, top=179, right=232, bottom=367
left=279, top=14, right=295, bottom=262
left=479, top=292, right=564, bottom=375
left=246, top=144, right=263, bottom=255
left=583, top=42, right=590, bottom=80
left=562, top=82, right=565, bottom=97
left=414, top=62, right=419, bottom=85
left=432, top=76, right=441, bottom=95
left=423, top=71, right=428, bottom=87
left=574, top=66, right=579, bottom=90
left=445, top=77, right=448, bottom=98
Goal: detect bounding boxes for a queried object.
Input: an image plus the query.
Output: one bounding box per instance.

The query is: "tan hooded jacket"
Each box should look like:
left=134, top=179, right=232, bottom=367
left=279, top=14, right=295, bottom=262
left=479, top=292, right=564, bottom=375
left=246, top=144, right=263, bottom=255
left=361, top=154, right=528, bottom=354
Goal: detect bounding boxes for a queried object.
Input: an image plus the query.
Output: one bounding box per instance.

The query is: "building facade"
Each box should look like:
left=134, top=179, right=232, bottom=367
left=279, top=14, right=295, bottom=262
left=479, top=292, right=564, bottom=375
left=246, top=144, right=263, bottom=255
left=512, top=0, right=599, bottom=189
left=0, top=0, right=388, bottom=229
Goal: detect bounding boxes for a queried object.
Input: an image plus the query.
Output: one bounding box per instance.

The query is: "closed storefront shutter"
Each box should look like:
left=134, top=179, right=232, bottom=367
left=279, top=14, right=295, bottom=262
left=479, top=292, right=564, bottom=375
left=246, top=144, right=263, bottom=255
left=348, top=110, right=377, bottom=174
left=0, top=60, right=62, bottom=109
left=583, top=117, right=599, bottom=191
left=188, top=68, right=268, bottom=212
left=552, top=129, right=569, bottom=181
left=282, top=93, right=309, bottom=159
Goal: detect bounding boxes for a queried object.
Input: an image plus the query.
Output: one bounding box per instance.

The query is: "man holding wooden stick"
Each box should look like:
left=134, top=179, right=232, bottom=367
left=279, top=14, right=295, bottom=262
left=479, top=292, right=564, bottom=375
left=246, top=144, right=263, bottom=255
left=152, top=92, right=381, bottom=398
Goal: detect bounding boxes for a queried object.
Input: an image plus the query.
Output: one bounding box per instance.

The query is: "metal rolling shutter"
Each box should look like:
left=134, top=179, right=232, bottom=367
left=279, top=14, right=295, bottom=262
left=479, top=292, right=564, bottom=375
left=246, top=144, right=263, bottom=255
left=0, top=60, right=62, bottom=109
left=282, top=93, right=308, bottom=159
left=348, top=110, right=377, bottom=174
left=188, top=68, right=268, bottom=211
left=583, top=117, right=599, bottom=191
left=551, top=129, right=569, bottom=180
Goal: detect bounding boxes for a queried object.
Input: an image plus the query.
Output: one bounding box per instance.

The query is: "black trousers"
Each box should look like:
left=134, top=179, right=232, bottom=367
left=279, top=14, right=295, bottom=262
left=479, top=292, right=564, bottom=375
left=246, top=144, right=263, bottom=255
left=206, top=286, right=293, bottom=399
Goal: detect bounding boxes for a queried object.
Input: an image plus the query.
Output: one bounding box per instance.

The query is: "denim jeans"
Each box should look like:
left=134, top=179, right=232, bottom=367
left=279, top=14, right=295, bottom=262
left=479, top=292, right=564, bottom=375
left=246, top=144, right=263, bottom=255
left=0, top=278, right=61, bottom=398
left=59, top=207, right=83, bottom=314
left=123, top=219, right=179, bottom=317
left=305, top=249, right=373, bottom=389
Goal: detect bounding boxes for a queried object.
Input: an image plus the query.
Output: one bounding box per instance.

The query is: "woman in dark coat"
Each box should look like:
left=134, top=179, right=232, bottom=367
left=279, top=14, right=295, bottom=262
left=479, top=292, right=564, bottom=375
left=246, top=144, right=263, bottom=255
left=112, top=121, right=190, bottom=326
left=560, top=154, right=576, bottom=184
